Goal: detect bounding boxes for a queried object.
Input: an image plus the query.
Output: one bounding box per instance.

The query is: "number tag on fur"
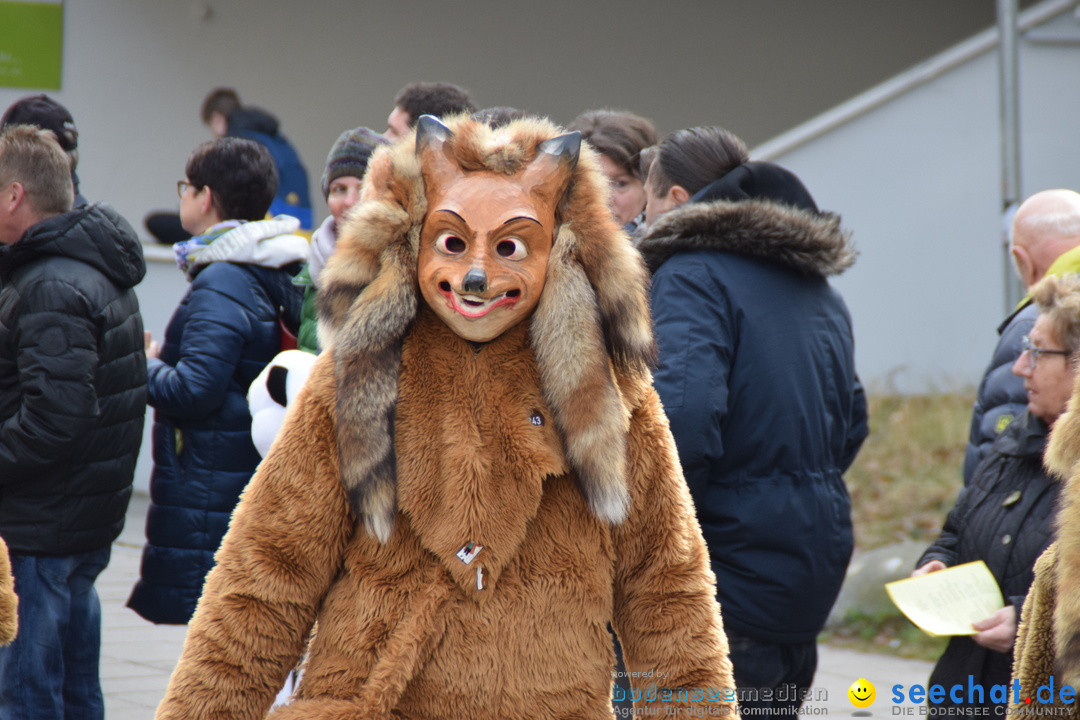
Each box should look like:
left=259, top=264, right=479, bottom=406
left=457, top=541, right=483, bottom=565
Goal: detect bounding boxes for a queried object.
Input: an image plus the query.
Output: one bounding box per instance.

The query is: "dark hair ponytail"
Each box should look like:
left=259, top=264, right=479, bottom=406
left=647, top=126, right=749, bottom=197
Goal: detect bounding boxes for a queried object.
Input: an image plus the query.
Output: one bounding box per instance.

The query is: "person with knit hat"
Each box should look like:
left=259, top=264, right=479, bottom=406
left=294, top=126, right=388, bottom=353
left=245, top=127, right=389, bottom=490
left=0, top=94, right=85, bottom=206
left=238, top=126, right=387, bottom=709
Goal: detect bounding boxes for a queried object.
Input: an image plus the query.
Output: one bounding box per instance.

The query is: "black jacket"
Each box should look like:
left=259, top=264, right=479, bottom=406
left=637, top=162, right=868, bottom=644
left=964, top=303, right=1036, bottom=484
left=0, top=204, right=147, bottom=555
left=919, top=411, right=1057, bottom=705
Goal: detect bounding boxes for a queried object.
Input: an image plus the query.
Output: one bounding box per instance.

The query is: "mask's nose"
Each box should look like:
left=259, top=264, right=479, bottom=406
left=462, top=268, right=487, bottom=294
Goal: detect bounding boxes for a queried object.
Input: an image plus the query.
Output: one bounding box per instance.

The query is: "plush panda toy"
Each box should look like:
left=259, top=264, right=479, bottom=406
left=247, top=349, right=318, bottom=458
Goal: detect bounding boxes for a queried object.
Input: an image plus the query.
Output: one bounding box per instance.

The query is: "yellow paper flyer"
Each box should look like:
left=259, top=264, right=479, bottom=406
left=885, top=560, right=1005, bottom=637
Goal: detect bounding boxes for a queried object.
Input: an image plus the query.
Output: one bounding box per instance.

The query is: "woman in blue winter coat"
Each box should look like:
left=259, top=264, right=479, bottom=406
left=128, top=139, right=307, bottom=624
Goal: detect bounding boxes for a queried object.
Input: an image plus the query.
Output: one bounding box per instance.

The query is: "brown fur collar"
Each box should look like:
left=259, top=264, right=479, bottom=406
left=637, top=198, right=855, bottom=277
left=316, top=116, right=654, bottom=542
left=396, top=308, right=571, bottom=594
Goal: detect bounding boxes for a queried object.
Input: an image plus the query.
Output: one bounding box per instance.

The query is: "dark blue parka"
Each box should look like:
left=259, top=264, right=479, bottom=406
left=637, top=163, right=868, bottom=644
left=127, top=223, right=304, bottom=624
left=227, top=107, right=313, bottom=229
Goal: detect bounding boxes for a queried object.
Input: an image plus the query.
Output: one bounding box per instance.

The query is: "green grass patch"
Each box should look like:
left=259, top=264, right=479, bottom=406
left=847, top=392, right=974, bottom=553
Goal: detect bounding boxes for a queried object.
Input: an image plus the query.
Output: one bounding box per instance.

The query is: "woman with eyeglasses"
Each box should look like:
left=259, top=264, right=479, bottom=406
left=127, top=138, right=307, bottom=626
left=912, top=273, right=1080, bottom=714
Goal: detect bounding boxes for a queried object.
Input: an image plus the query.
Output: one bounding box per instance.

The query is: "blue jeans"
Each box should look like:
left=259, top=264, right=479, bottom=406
left=0, top=545, right=111, bottom=720
left=728, top=632, right=817, bottom=720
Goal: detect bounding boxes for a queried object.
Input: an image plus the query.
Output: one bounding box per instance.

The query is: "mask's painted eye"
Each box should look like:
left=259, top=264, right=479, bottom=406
left=435, top=232, right=466, bottom=254
left=495, top=237, right=527, bottom=260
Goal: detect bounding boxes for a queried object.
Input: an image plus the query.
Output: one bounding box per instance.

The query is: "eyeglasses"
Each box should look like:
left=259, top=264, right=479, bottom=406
left=1020, top=335, right=1071, bottom=369
left=176, top=180, right=196, bottom=198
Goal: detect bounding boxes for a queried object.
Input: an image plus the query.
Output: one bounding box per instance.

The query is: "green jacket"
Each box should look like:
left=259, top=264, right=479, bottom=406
left=294, top=266, right=319, bottom=354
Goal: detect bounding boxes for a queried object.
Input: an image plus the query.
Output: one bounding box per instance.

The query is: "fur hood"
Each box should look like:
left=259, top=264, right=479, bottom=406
left=317, top=115, right=655, bottom=542
left=637, top=197, right=855, bottom=277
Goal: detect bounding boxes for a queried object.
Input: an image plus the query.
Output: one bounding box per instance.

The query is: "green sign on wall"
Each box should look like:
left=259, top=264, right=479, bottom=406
left=0, top=1, right=63, bottom=90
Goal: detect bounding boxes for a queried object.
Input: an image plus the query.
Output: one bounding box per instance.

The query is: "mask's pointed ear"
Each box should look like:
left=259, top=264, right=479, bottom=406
left=521, top=131, right=580, bottom=208
left=416, top=115, right=462, bottom=193
left=538, top=132, right=581, bottom=165
left=415, top=114, right=452, bottom=151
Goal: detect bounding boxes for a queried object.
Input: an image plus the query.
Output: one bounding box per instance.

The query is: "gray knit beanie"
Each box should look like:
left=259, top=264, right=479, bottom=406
left=320, top=126, right=389, bottom=199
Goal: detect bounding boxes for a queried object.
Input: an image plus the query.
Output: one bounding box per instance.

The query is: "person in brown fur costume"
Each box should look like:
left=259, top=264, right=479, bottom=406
left=0, top=535, right=15, bottom=646
left=152, top=114, right=739, bottom=719
left=1011, top=280, right=1080, bottom=717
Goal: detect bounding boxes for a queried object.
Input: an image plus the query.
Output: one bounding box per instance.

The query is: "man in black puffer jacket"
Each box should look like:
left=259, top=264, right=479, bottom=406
left=0, top=124, right=146, bottom=720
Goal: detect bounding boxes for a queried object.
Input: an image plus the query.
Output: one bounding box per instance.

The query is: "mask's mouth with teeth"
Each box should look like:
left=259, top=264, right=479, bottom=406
left=438, top=281, right=521, bottom=318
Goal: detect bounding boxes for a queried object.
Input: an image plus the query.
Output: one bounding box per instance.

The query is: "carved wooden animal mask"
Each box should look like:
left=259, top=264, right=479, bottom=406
left=416, top=115, right=579, bottom=342
left=318, top=114, right=656, bottom=541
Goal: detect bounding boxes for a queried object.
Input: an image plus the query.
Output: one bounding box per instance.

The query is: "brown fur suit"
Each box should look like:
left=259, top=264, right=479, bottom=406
left=1012, top=371, right=1080, bottom=715
left=0, top=534, right=16, bottom=645
left=153, top=117, right=738, bottom=719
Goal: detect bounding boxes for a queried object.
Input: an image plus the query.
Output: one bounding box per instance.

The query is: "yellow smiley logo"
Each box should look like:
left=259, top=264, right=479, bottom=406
left=848, top=678, right=876, bottom=708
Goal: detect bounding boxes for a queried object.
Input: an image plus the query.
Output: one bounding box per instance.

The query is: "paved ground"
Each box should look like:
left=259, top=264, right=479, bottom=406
left=99, top=493, right=187, bottom=717
left=99, top=493, right=934, bottom=718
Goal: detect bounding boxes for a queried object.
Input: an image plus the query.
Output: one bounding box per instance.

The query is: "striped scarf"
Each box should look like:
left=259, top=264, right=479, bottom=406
left=173, top=221, right=243, bottom=279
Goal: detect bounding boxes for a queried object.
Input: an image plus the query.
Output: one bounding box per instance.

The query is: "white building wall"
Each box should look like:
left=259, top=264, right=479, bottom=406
left=0, top=0, right=1045, bottom=241
left=758, top=3, right=1080, bottom=393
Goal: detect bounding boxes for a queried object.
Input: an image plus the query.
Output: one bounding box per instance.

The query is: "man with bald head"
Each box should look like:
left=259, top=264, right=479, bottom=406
left=965, top=189, right=1080, bottom=483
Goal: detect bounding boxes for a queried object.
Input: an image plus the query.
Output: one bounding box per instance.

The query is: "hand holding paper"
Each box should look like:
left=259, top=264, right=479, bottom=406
left=886, top=560, right=1005, bottom=637
left=971, top=605, right=1017, bottom=652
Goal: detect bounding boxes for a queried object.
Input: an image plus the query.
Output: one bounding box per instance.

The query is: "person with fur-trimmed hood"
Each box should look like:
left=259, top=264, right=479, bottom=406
left=294, top=126, right=389, bottom=353
left=637, top=126, right=867, bottom=720
left=152, top=115, right=740, bottom=719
